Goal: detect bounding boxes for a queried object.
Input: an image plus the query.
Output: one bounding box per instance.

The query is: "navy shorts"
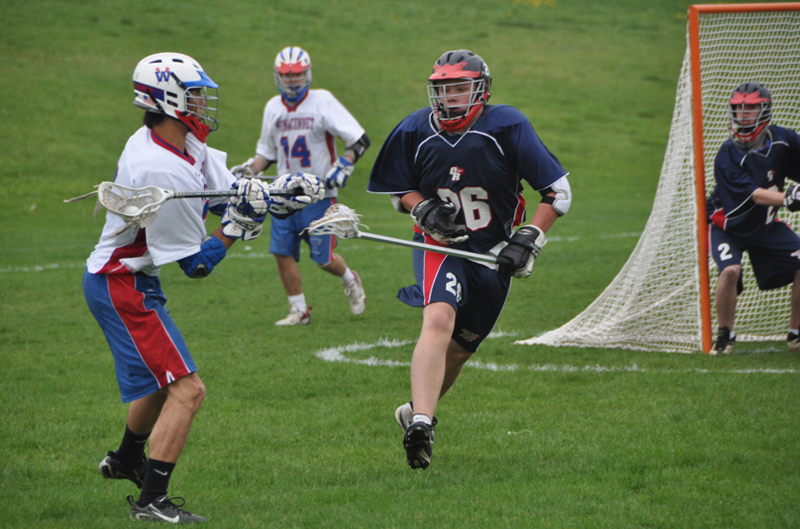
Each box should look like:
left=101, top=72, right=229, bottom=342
left=397, top=233, right=511, bottom=352
left=269, top=198, right=337, bottom=265
left=709, top=220, right=800, bottom=290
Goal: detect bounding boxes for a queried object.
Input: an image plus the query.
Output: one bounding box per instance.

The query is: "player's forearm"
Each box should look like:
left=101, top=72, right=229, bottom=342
left=752, top=188, right=786, bottom=207
left=400, top=191, right=426, bottom=213
left=210, top=227, right=237, bottom=250
left=529, top=199, right=559, bottom=233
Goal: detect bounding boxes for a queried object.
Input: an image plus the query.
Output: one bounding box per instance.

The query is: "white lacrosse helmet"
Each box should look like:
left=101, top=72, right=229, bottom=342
left=132, top=52, right=219, bottom=142
left=274, top=46, right=312, bottom=103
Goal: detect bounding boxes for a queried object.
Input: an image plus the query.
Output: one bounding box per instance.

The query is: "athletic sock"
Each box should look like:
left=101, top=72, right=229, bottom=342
left=288, top=293, right=307, bottom=312
left=340, top=268, right=355, bottom=286
left=138, top=459, right=176, bottom=506
left=789, top=329, right=799, bottom=337
left=411, top=413, right=432, bottom=426
left=116, top=424, right=149, bottom=468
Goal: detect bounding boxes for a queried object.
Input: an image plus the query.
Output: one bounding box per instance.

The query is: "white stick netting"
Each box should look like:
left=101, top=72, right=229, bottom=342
left=519, top=7, right=800, bottom=353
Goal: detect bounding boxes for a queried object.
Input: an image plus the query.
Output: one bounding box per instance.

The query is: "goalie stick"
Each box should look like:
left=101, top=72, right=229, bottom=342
left=304, top=203, right=498, bottom=264
left=65, top=181, right=308, bottom=240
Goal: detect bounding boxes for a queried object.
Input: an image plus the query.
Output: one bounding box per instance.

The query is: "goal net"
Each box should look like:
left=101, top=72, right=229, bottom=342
left=518, top=3, right=800, bottom=354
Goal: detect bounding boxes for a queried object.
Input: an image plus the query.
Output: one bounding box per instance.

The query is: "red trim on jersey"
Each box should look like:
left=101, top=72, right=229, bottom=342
left=97, top=229, right=148, bottom=274
left=326, top=132, right=336, bottom=164
left=421, top=233, right=448, bottom=305
left=106, top=274, right=191, bottom=389
left=513, top=193, right=526, bottom=228
left=150, top=130, right=195, bottom=164
left=710, top=207, right=727, bottom=230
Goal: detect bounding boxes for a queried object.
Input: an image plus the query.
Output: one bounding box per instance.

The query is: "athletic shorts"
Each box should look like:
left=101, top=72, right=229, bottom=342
left=709, top=220, right=800, bottom=290
left=83, top=269, right=197, bottom=403
left=397, top=233, right=511, bottom=353
left=269, top=197, right=337, bottom=265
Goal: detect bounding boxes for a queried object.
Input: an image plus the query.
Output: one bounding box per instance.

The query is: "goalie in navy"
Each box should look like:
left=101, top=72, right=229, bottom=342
left=368, top=49, right=571, bottom=470
left=706, top=81, right=800, bottom=355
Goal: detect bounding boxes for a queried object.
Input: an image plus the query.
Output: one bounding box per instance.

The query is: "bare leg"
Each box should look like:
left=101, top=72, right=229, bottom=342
left=126, top=390, right=168, bottom=435
left=147, top=373, right=206, bottom=463
left=275, top=254, right=302, bottom=296
left=320, top=253, right=347, bottom=278
left=410, top=302, right=459, bottom=419
left=715, top=265, right=741, bottom=330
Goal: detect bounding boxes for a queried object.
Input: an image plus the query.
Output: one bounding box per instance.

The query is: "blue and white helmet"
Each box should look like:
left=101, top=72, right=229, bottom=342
left=132, top=52, right=219, bottom=142
left=274, top=46, right=312, bottom=103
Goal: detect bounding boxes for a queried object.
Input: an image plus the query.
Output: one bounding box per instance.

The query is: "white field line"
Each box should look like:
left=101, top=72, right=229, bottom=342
left=1, top=232, right=643, bottom=274
left=315, top=335, right=799, bottom=375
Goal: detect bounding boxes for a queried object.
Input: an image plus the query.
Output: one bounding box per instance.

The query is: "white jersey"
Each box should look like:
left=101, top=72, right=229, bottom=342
left=255, top=89, right=365, bottom=199
left=87, top=126, right=235, bottom=276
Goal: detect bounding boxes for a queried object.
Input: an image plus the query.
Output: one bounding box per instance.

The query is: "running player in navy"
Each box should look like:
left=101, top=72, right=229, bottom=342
left=368, top=50, right=572, bottom=469
left=706, top=81, right=800, bottom=355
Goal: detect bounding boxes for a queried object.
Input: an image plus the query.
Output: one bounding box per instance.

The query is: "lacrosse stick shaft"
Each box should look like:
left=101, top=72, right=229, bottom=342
left=170, top=188, right=300, bottom=198
left=357, top=232, right=497, bottom=264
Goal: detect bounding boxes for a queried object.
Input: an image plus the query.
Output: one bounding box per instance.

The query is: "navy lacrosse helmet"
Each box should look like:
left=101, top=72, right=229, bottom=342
left=427, top=50, right=491, bottom=132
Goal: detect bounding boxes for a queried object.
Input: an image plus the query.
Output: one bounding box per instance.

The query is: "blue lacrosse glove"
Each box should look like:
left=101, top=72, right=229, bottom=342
left=177, top=236, right=227, bottom=279
left=324, top=155, right=355, bottom=189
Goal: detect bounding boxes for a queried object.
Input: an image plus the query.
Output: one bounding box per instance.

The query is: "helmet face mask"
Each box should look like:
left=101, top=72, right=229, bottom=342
left=727, top=81, right=771, bottom=150
left=427, top=49, right=491, bottom=132
left=133, top=52, right=219, bottom=142
left=274, top=46, right=312, bottom=103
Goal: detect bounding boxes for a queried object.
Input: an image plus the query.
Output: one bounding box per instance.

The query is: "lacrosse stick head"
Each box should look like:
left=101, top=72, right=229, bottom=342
left=304, top=203, right=366, bottom=238
left=96, top=182, right=168, bottom=229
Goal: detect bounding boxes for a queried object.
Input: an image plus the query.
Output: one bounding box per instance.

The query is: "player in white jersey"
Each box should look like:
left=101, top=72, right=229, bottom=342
left=82, top=52, right=306, bottom=523
left=231, top=46, right=371, bottom=325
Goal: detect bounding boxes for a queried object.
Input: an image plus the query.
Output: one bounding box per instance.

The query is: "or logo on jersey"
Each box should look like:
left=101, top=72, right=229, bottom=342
left=792, top=249, right=800, bottom=260
left=277, top=117, right=315, bottom=132
left=166, top=371, right=175, bottom=383
left=154, top=68, right=171, bottom=83
left=458, top=329, right=481, bottom=342
left=449, top=166, right=465, bottom=182
left=767, top=170, right=775, bottom=182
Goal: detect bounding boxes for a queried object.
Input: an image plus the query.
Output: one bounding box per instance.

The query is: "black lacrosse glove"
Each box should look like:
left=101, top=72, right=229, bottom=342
left=410, top=198, right=469, bottom=245
left=785, top=183, right=800, bottom=212
left=496, top=225, right=546, bottom=278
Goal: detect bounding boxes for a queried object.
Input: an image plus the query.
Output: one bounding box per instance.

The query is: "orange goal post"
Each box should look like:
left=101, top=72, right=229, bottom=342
left=518, top=3, right=800, bottom=354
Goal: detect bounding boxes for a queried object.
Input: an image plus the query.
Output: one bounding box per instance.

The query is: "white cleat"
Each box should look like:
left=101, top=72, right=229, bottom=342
left=344, top=271, right=366, bottom=315
left=275, top=306, right=311, bottom=326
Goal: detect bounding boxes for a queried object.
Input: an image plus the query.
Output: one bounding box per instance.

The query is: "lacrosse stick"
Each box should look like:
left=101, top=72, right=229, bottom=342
left=304, top=204, right=498, bottom=264
left=64, top=181, right=304, bottom=240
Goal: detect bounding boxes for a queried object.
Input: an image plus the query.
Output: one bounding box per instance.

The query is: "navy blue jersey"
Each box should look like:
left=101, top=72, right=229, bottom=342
left=708, top=125, right=800, bottom=238
left=368, top=104, right=567, bottom=253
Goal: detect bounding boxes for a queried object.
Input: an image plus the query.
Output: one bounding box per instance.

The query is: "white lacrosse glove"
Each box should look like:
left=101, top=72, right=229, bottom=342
left=268, top=172, right=324, bottom=219
left=229, top=177, right=270, bottom=219
left=324, top=155, right=354, bottom=189
left=221, top=203, right=264, bottom=241
left=229, top=158, right=255, bottom=176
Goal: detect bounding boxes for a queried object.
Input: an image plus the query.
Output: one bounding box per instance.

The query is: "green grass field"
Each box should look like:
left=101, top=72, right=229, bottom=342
left=2, top=1, right=799, bottom=527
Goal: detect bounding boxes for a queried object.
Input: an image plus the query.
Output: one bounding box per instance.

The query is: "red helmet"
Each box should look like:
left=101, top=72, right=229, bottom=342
left=728, top=81, right=771, bottom=149
left=427, top=50, right=491, bottom=132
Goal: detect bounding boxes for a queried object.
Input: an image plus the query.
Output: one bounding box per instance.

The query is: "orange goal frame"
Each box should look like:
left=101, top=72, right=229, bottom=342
left=688, top=3, right=800, bottom=353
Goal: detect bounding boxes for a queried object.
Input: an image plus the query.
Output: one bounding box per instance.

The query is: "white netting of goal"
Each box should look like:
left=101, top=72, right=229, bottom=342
left=518, top=8, right=800, bottom=353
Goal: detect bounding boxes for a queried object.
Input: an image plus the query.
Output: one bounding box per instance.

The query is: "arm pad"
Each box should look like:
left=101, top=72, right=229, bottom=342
left=177, top=236, right=227, bottom=279
left=344, top=133, right=371, bottom=163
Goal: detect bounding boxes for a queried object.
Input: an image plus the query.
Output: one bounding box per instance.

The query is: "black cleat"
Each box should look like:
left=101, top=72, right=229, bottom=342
left=788, top=332, right=800, bottom=352
left=100, top=451, right=147, bottom=488
left=394, top=401, right=438, bottom=431
left=710, top=326, right=735, bottom=355
left=128, top=495, right=208, bottom=523
left=403, top=421, right=435, bottom=470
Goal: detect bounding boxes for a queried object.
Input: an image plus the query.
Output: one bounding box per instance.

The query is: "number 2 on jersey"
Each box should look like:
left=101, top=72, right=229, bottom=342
left=280, top=136, right=311, bottom=169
